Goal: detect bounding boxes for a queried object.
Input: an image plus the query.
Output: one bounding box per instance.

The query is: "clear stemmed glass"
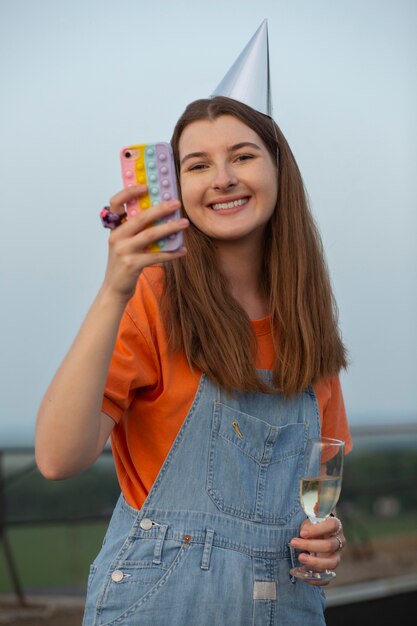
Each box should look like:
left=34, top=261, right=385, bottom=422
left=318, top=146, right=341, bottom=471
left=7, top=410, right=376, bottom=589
left=290, top=437, right=345, bottom=582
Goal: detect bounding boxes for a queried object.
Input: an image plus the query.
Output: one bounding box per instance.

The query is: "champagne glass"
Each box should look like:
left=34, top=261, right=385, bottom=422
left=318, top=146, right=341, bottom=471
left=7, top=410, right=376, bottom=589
left=290, top=437, right=345, bottom=581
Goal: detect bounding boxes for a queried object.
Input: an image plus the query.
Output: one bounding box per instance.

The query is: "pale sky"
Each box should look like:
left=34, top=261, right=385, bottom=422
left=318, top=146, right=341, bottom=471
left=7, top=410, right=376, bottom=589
left=1, top=0, right=416, bottom=445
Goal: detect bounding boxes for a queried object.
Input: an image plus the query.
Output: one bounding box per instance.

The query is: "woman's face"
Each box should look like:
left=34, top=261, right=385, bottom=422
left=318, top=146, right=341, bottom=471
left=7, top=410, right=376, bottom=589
left=178, top=115, right=278, bottom=245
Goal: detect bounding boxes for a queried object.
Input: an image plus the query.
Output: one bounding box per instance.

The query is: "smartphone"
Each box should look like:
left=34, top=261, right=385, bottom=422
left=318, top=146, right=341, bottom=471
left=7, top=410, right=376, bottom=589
left=120, top=142, right=182, bottom=252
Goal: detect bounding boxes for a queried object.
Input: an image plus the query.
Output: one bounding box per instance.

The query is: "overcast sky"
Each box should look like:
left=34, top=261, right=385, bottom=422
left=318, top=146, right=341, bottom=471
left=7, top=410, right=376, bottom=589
left=1, top=0, right=416, bottom=446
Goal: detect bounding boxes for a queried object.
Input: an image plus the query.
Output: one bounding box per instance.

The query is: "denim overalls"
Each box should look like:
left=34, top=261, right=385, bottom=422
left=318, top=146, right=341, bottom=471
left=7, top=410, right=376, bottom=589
left=83, top=373, right=326, bottom=625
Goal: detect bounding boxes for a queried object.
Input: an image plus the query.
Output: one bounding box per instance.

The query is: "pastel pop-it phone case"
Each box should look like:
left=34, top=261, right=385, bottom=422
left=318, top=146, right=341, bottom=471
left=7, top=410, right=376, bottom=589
left=120, top=142, right=182, bottom=252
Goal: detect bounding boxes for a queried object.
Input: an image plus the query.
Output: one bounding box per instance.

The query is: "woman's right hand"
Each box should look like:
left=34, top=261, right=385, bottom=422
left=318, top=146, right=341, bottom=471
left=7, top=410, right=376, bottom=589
left=103, top=185, right=189, bottom=302
left=35, top=185, right=189, bottom=480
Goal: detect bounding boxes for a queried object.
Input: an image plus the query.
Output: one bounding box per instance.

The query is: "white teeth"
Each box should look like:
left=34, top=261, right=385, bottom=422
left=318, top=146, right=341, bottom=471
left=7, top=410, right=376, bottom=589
left=211, top=198, right=249, bottom=210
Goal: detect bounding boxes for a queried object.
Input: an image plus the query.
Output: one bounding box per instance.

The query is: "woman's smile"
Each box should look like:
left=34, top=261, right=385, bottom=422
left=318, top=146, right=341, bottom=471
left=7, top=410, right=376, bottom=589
left=209, top=196, right=250, bottom=212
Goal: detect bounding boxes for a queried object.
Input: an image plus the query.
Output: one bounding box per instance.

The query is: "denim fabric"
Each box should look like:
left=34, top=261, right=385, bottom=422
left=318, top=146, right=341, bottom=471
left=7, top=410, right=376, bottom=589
left=83, top=373, right=326, bottom=625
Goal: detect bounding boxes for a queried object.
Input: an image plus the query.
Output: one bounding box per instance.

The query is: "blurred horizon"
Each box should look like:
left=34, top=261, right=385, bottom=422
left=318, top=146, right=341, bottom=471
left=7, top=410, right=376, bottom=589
left=2, top=410, right=417, bottom=448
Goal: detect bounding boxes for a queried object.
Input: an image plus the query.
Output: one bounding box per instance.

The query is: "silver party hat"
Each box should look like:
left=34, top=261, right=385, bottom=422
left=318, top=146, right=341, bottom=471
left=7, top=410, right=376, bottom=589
left=210, top=19, right=272, bottom=117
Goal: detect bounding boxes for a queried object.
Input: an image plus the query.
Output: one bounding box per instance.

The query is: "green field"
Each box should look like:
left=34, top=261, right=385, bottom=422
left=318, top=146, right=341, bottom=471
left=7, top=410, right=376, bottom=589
left=0, top=522, right=108, bottom=592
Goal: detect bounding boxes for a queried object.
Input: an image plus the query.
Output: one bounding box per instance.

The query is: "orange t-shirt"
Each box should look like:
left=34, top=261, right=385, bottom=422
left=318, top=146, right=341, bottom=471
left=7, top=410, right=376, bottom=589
left=103, top=267, right=352, bottom=509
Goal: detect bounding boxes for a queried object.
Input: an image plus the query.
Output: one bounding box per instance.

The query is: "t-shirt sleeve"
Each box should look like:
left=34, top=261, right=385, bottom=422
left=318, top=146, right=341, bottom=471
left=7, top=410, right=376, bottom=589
left=102, top=307, right=159, bottom=423
left=316, top=376, right=353, bottom=454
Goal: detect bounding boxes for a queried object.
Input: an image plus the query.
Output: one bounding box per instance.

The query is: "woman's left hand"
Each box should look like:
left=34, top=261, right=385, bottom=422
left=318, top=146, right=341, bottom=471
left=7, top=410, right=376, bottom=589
left=289, top=516, right=345, bottom=586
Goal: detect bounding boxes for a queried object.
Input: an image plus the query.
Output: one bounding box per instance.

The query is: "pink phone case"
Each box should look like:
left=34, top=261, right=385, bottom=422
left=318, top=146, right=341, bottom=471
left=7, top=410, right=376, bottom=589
left=120, top=142, right=182, bottom=251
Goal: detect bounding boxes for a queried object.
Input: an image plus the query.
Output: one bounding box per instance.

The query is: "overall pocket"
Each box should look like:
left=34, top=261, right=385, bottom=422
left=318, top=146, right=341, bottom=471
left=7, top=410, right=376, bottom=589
left=206, top=402, right=306, bottom=524
left=95, top=536, right=191, bottom=625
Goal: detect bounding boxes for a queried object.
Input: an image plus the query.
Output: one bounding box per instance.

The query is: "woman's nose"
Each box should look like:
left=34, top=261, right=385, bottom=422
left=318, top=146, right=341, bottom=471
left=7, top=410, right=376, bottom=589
left=211, top=164, right=238, bottom=190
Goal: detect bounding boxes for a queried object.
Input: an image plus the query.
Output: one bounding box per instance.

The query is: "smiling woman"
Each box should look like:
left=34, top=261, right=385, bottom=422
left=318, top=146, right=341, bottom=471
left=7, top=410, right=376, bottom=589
left=35, top=24, right=351, bottom=626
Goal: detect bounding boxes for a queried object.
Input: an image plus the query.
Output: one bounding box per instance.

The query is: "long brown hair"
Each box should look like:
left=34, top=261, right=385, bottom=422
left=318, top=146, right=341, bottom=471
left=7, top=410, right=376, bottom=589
left=161, top=96, right=347, bottom=395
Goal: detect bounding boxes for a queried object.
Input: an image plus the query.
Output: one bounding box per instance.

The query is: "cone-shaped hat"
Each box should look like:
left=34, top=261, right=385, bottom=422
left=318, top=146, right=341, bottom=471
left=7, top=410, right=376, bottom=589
left=210, top=19, right=272, bottom=117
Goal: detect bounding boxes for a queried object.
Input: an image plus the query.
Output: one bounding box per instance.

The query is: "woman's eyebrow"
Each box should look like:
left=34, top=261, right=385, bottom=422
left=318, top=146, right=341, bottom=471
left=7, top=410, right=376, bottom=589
left=228, top=142, right=262, bottom=153
left=180, top=142, right=262, bottom=167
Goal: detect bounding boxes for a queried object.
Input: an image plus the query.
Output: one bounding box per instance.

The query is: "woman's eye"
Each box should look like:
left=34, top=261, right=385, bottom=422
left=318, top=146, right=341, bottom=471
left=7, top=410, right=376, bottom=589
left=188, top=163, right=208, bottom=171
left=235, top=154, right=254, bottom=162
